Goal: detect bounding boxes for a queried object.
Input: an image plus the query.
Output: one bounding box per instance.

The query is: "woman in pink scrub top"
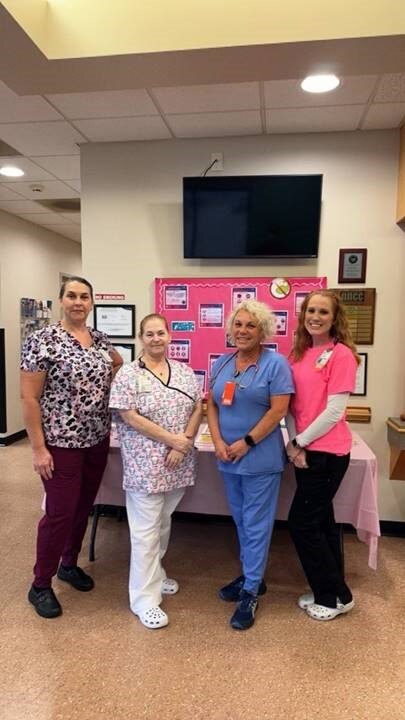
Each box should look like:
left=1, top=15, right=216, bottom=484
left=286, top=290, right=360, bottom=622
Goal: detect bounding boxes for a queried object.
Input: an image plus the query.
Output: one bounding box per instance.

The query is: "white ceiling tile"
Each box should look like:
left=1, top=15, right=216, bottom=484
left=64, top=179, right=81, bottom=192
left=362, top=102, right=405, bottom=129
left=0, top=81, right=63, bottom=122
left=46, top=89, right=158, bottom=119
left=0, top=200, right=51, bottom=214
left=47, top=224, right=81, bottom=242
left=264, top=75, right=378, bottom=108
left=1, top=180, right=79, bottom=200
left=17, top=212, right=72, bottom=226
left=60, top=211, right=81, bottom=225
left=374, top=74, right=405, bottom=102
left=168, top=110, right=262, bottom=138
left=0, top=185, right=25, bottom=201
left=0, top=122, right=85, bottom=156
left=30, top=155, right=81, bottom=180
left=266, top=105, right=364, bottom=133
left=72, top=116, right=171, bottom=141
left=153, top=82, right=260, bottom=114
left=0, top=157, right=56, bottom=182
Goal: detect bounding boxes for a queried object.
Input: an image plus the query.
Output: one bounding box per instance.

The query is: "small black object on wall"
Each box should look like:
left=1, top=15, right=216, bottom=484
left=0, top=329, right=6, bottom=433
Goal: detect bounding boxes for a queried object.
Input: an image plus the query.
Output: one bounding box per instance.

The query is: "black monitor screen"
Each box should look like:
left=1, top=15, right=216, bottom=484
left=183, top=174, right=323, bottom=258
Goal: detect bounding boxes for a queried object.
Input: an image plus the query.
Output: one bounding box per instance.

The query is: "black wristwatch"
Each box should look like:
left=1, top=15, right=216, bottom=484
left=292, top=438, right=301, bottom=449
left=244, top=434, right=256, bottom=447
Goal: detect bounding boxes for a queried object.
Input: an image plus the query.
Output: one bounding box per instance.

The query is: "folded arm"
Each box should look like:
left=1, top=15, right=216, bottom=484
left=118, top=408, right=193, bottom=455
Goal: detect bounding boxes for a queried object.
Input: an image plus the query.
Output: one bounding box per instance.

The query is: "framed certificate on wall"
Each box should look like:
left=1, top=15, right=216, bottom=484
left=338, top=248, right=367, bottom=283
left=112, top=343, right=135, bottom=363
left=94, top=305, right=135, bottom=338
left=352, top=352, right=368, bottom=396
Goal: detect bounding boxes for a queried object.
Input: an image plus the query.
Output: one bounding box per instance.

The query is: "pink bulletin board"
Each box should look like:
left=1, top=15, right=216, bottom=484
left=155, top=276, right=327, bottom=397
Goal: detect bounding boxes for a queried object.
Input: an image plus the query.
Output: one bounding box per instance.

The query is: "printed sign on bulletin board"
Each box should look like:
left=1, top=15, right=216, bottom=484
left=155, top=277, right=327, bottom=396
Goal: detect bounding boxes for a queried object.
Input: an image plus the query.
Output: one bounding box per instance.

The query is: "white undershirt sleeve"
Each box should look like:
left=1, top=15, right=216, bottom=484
left=295, top=392, right=350, bottom=448
left=285, top=411, right=297, bottom=441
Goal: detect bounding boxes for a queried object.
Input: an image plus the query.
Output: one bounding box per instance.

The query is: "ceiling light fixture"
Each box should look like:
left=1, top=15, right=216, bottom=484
left=0, top=165, right=25, bottom=178
left=301, top=74, right=340, bottom=94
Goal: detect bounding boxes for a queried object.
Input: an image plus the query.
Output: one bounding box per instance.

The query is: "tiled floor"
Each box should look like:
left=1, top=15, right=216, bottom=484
left=1, top=439, right=404, bottom=720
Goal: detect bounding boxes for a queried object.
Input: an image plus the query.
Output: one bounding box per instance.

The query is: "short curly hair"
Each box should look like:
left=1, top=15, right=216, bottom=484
left=226, top=300, right=276, bottom=340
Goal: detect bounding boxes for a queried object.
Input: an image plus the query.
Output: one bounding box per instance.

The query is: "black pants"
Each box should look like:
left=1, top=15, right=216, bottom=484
left=288, top=450, right=352, bottom=608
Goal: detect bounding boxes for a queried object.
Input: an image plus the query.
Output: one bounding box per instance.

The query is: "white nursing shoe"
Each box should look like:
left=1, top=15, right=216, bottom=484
left=162, top=578, right=179, bottom=595
left=298, top=591, right=355, bottom=619
left=138, top=606, right=169, bottom=629
left=306, top=600, right=355, bottom=621
left=298, top=592, right=315, bottom=609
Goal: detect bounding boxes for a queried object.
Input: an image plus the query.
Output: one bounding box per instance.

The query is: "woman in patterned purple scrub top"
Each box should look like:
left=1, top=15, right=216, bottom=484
left=109, top=313, right=202, bottom=629
left=21, top=277, right=123, bottom=619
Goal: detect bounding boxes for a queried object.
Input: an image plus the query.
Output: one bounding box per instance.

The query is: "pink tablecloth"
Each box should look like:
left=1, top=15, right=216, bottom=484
left=95, top=431, right=380, bottom=569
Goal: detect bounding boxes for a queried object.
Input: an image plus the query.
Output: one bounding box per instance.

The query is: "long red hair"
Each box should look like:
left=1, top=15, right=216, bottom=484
left=291, top=290, right=361, bottom=365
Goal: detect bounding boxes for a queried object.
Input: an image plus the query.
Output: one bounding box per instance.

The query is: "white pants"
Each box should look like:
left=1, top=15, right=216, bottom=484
left=126, top=487, right=185, bottom=614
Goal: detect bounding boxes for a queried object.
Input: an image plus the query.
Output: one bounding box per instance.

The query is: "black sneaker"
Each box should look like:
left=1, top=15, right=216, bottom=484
left=219, top=575, right=267, bottom=602
left=230, top=590, right=258, bottom=630
left=28, top=586, right=62, bottom=619
left=57, top=565, right=94, bottom=592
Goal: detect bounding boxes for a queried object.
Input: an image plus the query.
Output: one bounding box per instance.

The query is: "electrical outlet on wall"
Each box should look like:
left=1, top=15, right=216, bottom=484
left=210, top=152, right=224, bottom=171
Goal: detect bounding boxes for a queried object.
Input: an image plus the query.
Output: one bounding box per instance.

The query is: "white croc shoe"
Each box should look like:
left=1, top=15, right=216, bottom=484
left=306, top=600, right=355, bottom=621
left=298, top=592, right=315, bottom=610
left=138, top=606, right=169, bottom=629
left=297, top=592, right=351, bottom=612
left=162, top=578, right=179, bottom=595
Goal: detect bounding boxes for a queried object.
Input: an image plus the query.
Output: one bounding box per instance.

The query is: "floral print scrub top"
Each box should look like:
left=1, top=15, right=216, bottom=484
left=21, top=323, right=114, bottom=448
left=109, top=360, right=200, bottom=494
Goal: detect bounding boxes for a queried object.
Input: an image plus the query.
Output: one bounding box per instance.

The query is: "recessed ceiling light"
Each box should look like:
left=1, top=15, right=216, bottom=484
left=301, top=74, right=340, bottom=94
left=0, top=165, right=25, bottom=177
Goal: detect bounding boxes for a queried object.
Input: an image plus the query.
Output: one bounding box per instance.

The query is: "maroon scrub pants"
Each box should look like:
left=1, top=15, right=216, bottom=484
left=33, top=435, right=110, bottom=588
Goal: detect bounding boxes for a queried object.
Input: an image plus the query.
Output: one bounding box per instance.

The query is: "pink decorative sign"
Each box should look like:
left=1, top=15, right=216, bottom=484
left=155, top=276, right=327, bottom=396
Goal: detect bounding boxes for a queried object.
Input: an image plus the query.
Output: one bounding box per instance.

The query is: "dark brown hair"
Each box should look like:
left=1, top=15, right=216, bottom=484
left=59, top=276, right=94, bottom=301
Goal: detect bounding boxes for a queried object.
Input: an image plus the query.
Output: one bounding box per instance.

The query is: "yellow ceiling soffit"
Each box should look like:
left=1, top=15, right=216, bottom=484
left=3, top=0, right=405, bottom=59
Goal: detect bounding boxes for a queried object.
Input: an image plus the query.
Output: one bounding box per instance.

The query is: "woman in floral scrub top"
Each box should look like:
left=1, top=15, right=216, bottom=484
left=109, top=313, right=202, bottom=629
left=21, top=277, right=122, bottom=619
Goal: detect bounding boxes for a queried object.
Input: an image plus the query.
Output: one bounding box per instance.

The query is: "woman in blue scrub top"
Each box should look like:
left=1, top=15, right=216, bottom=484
left=207, top=300, right=293, bottom=631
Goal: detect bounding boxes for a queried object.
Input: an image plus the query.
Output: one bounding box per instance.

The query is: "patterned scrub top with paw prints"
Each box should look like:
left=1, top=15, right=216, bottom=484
left=109, top=360, right=200, bottom=494
left=20, top=323, right=115, bottom=448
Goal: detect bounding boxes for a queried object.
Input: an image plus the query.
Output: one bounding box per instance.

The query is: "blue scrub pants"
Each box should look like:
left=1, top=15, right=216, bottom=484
left=221, top=471, right=281, bottom=595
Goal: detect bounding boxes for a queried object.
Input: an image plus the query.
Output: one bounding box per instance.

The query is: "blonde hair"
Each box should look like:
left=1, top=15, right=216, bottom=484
left=291, top=290, right=361, bottom=364
left=226, top=300, right=276, bottom=341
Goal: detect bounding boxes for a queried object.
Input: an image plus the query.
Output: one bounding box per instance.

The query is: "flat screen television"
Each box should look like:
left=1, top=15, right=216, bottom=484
left=183, top=174, right=323, bottom=259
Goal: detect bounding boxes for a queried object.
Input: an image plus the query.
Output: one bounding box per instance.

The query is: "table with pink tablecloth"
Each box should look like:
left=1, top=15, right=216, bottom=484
left=94, top=430, right=380, bottom=568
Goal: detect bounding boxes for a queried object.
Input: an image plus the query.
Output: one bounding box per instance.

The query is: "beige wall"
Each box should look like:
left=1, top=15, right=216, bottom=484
left=0, top=210, right=81, bottom=437
left=80, top=130, right=405, bottom=521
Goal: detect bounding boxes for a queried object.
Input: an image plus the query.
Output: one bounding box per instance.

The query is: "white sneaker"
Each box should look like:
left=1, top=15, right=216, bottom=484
left=138, top=606, right=169, bottom=629
left=162, top=578, right=179, bottom=595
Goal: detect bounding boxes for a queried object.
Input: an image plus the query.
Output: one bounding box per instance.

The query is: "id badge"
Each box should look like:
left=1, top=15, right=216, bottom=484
left=137, top=375, right=152, bottom=393
left=315, top=348, right=333, bottom=370
left=221, top=381, right=236, bottom=406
